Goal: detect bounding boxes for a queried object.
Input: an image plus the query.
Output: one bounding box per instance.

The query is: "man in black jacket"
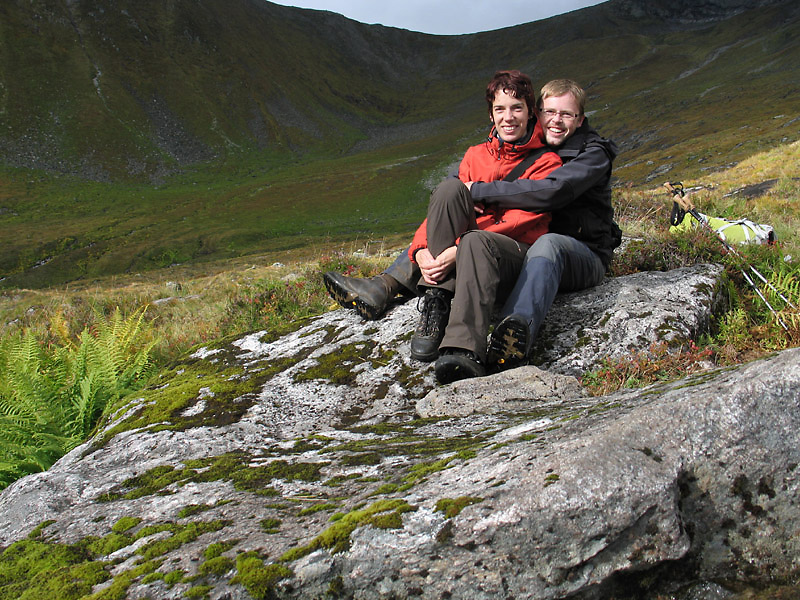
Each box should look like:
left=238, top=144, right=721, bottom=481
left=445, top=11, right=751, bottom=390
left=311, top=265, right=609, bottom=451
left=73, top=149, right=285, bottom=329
left=324, top=79, right=621, bottom=375
left=476, top=79, right=621, bottom=371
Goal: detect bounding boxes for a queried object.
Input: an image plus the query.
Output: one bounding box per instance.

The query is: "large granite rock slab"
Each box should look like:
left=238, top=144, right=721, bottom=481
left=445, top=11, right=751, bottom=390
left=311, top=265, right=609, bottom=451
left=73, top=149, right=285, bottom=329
left=533, top=263, right=725, bottom=376
left=2, top=264, right=794, bottom=600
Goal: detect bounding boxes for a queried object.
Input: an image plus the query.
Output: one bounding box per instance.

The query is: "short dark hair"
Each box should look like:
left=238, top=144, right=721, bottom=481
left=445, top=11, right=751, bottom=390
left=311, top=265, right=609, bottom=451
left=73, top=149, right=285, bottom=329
left=486, top=70, right=536, bottom=116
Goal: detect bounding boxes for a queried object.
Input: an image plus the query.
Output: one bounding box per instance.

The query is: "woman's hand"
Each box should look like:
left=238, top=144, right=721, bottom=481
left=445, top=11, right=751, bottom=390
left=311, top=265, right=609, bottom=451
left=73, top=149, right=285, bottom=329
left=416, top=246, right=457, bottom=285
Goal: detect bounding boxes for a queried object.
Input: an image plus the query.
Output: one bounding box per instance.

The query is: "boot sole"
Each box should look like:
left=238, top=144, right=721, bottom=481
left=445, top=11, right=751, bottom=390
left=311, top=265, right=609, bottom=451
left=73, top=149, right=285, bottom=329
left=410, top=344, right=439, bottom=362
left=488, top=318, right=529, bottom=371
left=353, top=297, right=384, bottom=321
left=324, top=273, right=357, bottom=309
left=323, top=273, right=384, bottom=321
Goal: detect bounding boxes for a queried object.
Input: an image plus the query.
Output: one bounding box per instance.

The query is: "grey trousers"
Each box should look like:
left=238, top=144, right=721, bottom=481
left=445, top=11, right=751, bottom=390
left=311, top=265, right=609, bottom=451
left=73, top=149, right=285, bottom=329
left=419, top=178, right=478, bottom=294
left=499, top=233, right=606, bottom=345
left=441, top=230, right=528, bottom=360
left=384, top=177, right=475, bottom=295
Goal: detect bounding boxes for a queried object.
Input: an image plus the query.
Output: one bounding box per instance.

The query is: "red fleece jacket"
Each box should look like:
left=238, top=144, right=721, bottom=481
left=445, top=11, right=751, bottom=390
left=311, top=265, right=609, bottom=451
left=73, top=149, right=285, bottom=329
left=409, top=120, right=561, bottom=262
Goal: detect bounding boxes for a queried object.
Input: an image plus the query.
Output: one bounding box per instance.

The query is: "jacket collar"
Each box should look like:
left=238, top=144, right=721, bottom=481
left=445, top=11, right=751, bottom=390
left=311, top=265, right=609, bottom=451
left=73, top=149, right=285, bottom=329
left=487, top=119, right=547, bottom=155
left=555, top=118, right=618, bottom=160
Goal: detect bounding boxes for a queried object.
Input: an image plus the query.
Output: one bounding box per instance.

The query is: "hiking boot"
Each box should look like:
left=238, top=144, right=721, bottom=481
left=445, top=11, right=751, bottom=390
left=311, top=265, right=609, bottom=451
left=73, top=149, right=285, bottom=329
left=487, top=314, right=530, bottom=372
left=410, top=288, right=451, bottom=362
left=435, top=349, right=486, bottom=384
left=323, top=272, right=392, bottom=320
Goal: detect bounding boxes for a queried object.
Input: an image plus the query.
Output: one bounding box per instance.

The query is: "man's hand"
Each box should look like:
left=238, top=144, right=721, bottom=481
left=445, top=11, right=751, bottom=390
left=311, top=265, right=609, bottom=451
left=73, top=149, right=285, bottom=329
left=465, top=182, right=485, bottom=214
left=416, top=246, right=457, bottom=285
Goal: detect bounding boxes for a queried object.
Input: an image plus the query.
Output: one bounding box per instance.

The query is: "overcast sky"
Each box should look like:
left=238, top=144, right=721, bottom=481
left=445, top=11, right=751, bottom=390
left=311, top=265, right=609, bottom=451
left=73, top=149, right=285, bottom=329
left=269, top=0, right=607, bottom=35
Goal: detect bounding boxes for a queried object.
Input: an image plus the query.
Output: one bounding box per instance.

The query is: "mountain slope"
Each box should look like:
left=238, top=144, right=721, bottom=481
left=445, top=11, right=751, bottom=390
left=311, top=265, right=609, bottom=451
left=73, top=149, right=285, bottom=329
left=0, top=0, right=798, bottom=288
left=0, top=0, right=463, bottom=178
left=2, top=0, right=797, bottom=180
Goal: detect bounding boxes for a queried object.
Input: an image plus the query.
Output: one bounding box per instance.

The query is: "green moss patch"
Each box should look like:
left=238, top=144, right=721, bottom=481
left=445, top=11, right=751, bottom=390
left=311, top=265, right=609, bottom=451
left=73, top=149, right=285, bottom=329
left=297, top=502, right=338, bottom=516
left=322, top=473, right=362, bottom=487
left=293, top=341, right=378, bottom=386
left=95, top=359, right=271, bottom=445
left=178, top=504, right=214, bottom=519
left=164, top=569, right=187, bottom=585
left=86, top=532, right=135, bottom=557
left=280, top=499, right=416, bottom=562
left=93, top=337, right=320, bottom=448
left=0, top=538, right=109, bottom=600
left=184, top=584, right=213, bottom=598
left=0, top=519, right=219, bottom=600
left=310, top=420, right=491, bottom=496
left=259, top=518, right=282, bottom=534
left=85, top=559, right=163, bottom=600
left=544, top=473, right=560, bottom=487
left=135, top=521, right=229, bottom=561
left=230, top=552, right=293, bottom=600
left=323, top=432, right=486, bottom=461
left=203, top=541, right=238, bottom=561
left=97, top=451, right=328, bottom=502
left=371, top=483, right=400, bottom=496
left=198, top=555, right=235, bottom=577
left=434, top=496, right=484, bottom=519
left=340, top=451, right=383, bottom=467
left=111, top=516, right=142, bottom=533
left=404, top=457, right=455, bottom=486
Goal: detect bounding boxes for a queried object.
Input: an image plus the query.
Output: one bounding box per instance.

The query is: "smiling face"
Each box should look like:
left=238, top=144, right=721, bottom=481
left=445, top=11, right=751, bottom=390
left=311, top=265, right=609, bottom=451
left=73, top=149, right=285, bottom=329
left=491, top=89, right=530, bottom=143
left=538, top=92, right=585, bottom=147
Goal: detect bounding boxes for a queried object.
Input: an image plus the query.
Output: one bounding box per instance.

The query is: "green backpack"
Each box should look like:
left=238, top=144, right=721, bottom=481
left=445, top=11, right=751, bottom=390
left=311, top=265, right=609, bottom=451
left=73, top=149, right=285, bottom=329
left=669, top=210, right=776, bottom=245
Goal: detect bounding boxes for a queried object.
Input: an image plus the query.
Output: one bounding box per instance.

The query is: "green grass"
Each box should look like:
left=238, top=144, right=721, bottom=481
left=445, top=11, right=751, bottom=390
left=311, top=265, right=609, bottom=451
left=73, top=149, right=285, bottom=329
left=0, top=145, right=441, bottom=289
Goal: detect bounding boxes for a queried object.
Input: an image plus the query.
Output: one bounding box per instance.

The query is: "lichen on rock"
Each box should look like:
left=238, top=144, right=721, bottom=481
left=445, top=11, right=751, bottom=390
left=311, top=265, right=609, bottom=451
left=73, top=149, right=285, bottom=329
left=2, top=264, right=798, bottom=599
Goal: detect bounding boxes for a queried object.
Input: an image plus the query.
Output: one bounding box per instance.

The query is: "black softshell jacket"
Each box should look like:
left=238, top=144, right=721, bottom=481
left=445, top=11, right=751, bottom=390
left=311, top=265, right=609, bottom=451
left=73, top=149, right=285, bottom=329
left=469, top=119, right=622, bottom=267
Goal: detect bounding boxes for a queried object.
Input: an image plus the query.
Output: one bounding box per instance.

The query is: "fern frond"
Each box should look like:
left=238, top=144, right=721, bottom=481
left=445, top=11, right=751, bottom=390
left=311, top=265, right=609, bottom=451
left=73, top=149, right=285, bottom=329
left=0, top=332, right=61, bottom=422
left=766, top=269, right=800, bottom=340
left=0, top=304, right=157, bottom=490
left=91, top=308, right=125, bottom=385
left=767, top=270, right=799, bottom=308
left=7, top=331, right=43, bottom=376
left=64, top=373, right=104, bottom=439
left=50, top=309, right=74, bottom=348
left=0, top=417, right=74, bottom=476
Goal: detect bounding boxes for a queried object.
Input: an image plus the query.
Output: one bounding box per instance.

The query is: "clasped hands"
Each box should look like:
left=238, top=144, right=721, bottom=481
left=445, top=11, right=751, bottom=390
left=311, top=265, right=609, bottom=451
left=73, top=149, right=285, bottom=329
left=416, top=246, right=457, bottom=285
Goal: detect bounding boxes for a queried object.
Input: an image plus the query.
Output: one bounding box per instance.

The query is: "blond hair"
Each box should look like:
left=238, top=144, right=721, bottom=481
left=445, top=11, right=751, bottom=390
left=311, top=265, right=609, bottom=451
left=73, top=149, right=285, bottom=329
left=538, top=79, right=586, bottom=115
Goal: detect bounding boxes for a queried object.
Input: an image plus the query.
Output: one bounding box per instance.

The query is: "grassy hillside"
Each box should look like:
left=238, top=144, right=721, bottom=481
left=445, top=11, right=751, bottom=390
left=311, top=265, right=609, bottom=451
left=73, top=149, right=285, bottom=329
left=0, top=147, right=449, bottom=288
left=0, top=0, right=799, bottom=288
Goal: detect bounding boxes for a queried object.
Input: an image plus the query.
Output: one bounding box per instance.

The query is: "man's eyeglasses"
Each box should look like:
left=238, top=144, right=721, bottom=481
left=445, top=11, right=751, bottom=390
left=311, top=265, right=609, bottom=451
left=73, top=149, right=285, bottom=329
left=540, top=109, right=581, bottom=122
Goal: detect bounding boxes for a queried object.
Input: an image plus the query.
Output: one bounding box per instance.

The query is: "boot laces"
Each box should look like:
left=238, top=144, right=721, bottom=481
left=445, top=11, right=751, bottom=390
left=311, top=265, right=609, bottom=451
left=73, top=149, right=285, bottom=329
left=416, top=291, right=448, bottom=336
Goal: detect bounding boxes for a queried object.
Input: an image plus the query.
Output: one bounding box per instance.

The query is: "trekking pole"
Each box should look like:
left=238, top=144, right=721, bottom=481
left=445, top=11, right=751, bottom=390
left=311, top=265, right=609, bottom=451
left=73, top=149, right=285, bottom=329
left=664, top=181, right=793, bottom=331
left=665, top=182, right=795, bottom=308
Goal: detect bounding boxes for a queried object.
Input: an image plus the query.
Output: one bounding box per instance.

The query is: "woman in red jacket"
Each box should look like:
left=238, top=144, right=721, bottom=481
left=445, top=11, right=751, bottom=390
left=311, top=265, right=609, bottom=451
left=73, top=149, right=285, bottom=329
left=408, top=70, right=561, bottom=383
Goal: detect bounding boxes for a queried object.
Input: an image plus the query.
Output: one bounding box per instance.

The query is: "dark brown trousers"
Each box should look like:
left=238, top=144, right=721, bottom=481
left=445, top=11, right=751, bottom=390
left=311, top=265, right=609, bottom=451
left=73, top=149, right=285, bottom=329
left=420, top=179, right=530, bottom=360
